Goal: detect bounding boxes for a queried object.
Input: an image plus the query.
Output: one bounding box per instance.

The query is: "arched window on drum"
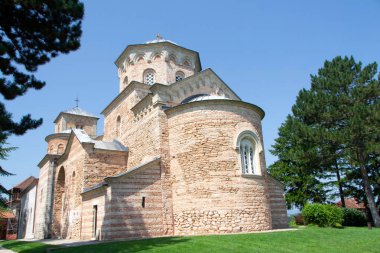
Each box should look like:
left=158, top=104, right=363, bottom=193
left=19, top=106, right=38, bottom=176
left=237, top=131, right=262, bottom=175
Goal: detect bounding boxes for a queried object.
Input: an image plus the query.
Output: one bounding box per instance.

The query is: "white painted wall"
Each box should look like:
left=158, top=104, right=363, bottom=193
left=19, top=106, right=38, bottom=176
left=18, top=184, right=37, bottom=239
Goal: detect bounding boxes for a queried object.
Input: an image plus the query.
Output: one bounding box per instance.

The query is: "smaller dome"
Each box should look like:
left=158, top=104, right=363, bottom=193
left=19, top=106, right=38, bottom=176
left=64, top=107, right=97, bottom=118
left=146, top=34, right=177, bottom=45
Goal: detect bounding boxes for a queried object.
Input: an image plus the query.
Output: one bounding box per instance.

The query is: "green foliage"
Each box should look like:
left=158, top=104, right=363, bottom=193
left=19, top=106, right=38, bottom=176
left=0, top=140, right=15, bottom=208
left=342, top=208, right=367, bottom=227
left=302, top=203, right=344, bottom=227
left=289, top=214, right=305, bottom=227
left=269, top=116, right=329, bottom=209
left=0, top=0, right=84, bottom=207
left=269, top=56, right=380, bottom=226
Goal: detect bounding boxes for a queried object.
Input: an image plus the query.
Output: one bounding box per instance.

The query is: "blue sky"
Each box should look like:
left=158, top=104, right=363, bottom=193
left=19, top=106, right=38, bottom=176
left=2, top=0, right=380, bottom=189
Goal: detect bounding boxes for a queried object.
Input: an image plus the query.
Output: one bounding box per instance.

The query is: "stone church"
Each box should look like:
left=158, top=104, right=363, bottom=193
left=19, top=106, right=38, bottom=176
left=34, top=36, right=287, bottom=240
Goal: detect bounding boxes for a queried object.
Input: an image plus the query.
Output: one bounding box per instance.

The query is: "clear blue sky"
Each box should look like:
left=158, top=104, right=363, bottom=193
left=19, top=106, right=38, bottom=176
left=2, top=0, right=380, bottom=189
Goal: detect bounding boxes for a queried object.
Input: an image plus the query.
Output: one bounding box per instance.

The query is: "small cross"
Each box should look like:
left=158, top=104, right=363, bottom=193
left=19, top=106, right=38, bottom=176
left=75, top=97, right=79, bottom=108
left=156, top=33, right=163, bottom=40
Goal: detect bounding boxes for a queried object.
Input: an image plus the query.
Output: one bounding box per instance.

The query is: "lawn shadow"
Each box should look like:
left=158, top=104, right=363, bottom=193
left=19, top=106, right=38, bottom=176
left=1, top=240, right=61, bottom=253
left=50, top=236, right=190, bottom=253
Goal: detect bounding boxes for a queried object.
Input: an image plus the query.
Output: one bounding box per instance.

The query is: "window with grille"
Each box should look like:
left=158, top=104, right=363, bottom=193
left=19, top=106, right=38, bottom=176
left=144, top=71, right=155, bottom=85
left=175, top=72, right=184, bottom=82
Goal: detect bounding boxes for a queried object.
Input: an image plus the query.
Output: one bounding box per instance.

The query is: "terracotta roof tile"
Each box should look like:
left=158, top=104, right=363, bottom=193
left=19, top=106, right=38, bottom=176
left=336, top=198, right=365, bottom=209
left=13, top=176, right=37, bottom=191
left=0, top=210, right=15, bottom=219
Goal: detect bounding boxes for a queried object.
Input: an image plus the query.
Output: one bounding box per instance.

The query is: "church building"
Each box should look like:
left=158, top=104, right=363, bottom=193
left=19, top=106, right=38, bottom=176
left=34, top=36, right=288, bottom=240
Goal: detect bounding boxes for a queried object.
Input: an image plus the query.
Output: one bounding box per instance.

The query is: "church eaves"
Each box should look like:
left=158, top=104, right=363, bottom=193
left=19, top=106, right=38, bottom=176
left=56, top=129, right=128, bottom=165
left=53, top=107, right=99, bottom=123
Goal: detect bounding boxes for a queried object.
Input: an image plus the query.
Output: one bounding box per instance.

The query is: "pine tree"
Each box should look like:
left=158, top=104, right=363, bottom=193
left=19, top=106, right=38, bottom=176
left=270, top=56, right=380, bottom=226
left=0, top=0, right=84, bottom=207
left=0, top=144, right=15, bottom=208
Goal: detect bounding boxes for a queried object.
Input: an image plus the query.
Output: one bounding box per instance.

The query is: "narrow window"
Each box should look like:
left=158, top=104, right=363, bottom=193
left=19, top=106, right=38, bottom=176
left=123, top=76, right=128, bottom=89
left=92, top=205, right=98, bottom=238
left=116, top=116, right=121, bottom=138
left=175, top=71, right=185, bottom=82
left=144, top=69, right=155, bottom=85
left=240, top=138, right=256, bottom=174
left=142, top=197, right=146, bottom=208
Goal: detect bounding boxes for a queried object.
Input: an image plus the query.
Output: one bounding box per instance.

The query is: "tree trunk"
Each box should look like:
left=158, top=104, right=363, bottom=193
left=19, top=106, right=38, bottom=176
left=360, top=164, right=380, bottom=227
left=335, top=163, right=345, bottom=207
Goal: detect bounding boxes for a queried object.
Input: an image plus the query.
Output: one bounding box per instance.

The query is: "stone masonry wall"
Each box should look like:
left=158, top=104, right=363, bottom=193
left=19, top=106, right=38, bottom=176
left=47, top=138, right=68, bottom=155
left=118, top=46, right=197, bottom=91
left=268, top=176, right=288, bottom=229
left=81, top=163, right=164, bottom=240
left=81, top=187, right=107, bottom=240
left=106, top=164, right=164, bottom=240
left=83, top=149, right=128, bottom=189
left=167, top=101, right=273, bottom=235
left=103, top=90, right=161, bottom=170
left=52, top=136, right=85, bottom=239
left=51, top=135, right=128, bottom=239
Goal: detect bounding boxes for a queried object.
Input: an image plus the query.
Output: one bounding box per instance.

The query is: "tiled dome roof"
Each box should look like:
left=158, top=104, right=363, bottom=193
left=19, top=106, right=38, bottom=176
left=64, top=107, right=97, bottom=118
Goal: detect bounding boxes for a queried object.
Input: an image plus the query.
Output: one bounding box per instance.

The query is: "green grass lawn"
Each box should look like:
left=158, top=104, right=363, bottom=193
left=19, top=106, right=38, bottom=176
left=1, top=227, right=379, bottom=253
left=0, top=240, right=62, bottom=253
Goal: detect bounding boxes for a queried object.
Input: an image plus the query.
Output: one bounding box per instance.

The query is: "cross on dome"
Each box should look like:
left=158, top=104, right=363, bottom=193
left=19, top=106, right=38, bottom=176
left=146, top=34, right=177, bottom=45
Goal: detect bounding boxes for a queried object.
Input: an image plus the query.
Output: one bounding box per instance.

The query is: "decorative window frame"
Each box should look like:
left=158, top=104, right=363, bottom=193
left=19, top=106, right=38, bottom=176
left=235, top=130, right=263, bottom=176
left=143, top=69, right=156, bottom=85
left=175, top=71, right=185, bottom=82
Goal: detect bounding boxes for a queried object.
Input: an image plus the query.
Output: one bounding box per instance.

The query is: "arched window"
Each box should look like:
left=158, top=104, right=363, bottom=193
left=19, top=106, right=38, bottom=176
left=144, top=69, right=155, bottom=85
left=116, top=116, right=121, bottom=138
left=123, top=76, right=128, bottom=88
left=175, top=71, right=185, bottom=82
left=57, top=144, right=64, bottom=154
left=240, top=139, right=255, bottom=174
left=237, top=131, right=262, bottom=175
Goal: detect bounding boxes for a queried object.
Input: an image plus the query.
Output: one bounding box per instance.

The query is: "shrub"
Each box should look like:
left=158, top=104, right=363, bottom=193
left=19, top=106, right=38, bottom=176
left=289, top=216, right=297, bottom=227
left=294, top=214, right=304, bottom=225
left=289, top=214, right=305, bottom=227
left=342, top=208, right=367, bottom=227
left=302, top=203, right=344, bottom=227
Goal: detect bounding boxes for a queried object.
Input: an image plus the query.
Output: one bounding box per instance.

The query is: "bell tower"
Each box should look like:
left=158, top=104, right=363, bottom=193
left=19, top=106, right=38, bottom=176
left=115, top=35, right=202, bottom=92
